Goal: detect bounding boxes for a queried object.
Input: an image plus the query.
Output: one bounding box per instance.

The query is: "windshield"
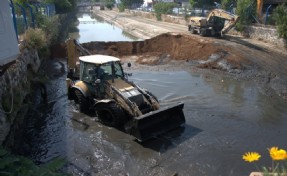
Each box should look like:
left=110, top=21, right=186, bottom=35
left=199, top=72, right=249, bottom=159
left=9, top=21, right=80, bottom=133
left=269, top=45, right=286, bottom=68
left=81, top=61, right=124, bottom=82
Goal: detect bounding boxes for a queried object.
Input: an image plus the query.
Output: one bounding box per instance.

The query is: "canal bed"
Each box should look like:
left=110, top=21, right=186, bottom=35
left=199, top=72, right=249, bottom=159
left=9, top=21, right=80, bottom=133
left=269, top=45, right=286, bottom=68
left=19, top=13, right=287, bottom=176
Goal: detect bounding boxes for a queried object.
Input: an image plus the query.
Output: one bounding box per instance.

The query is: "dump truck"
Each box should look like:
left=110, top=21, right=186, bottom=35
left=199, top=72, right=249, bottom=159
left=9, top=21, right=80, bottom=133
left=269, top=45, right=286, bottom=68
left=66, top=39, right=185, bottom=141
left=188, top=9, right=239, bottom=36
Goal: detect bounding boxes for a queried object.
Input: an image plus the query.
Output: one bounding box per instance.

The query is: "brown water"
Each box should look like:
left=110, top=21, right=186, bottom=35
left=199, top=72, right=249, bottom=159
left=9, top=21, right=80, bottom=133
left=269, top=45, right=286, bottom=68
left=20, top=60, right=287, bottom=176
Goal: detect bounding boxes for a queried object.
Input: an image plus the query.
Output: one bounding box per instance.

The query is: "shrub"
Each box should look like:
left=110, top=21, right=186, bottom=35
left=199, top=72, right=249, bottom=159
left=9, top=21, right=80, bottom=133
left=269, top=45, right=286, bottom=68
left=235, top=0, right=256, bottom=32
left=154, top=2, right=177, bottom=21
left=118, top=3, right=125, bottom=12
left=23, top=28, right=47, bottom=49
left=273, top=3, right=287, bottom=41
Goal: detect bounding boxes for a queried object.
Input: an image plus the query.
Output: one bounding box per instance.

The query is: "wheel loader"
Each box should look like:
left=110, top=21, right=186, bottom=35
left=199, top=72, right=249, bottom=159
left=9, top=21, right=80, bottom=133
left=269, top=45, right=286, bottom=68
left=66, top=39, right=185, bottom=142
left=187, top=9, right=239, bottom=36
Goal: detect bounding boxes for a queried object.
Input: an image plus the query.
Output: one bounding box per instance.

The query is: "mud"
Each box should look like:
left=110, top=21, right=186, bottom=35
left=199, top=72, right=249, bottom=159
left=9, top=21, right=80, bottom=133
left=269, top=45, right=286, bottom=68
left=19, top=59, right=287, bottom=176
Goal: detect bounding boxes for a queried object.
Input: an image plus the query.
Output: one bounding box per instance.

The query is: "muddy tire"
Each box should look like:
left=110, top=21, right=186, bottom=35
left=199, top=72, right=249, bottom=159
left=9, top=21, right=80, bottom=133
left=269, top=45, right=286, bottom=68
left=75, top=90, right=89, bottom=113
left=200, top=29, right=207, bottom=36
left=96, top=102, right=126, bottom=127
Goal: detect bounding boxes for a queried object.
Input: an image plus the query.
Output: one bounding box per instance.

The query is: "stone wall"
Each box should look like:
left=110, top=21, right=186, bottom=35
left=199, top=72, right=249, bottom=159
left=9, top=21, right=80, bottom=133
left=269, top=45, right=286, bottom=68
left=0, top=48, right=41, bottom=145
left=243, top=25, right=285, bottom=47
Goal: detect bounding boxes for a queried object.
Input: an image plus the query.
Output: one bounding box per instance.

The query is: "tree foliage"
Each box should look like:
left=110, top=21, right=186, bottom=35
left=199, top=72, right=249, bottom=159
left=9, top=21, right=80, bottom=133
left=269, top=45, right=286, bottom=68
left=43, top=0, right=76, bottom=13
left=154, top=2, right=177, bottom=20
left=120, top=0, right=143, bottom=9
left=273, top=3, right=287, bottom=39
left=220, top=0, right=235, bottom=11
left=189, top=0, right=215, bottom=9
left=235, top=0, right=256, bottom=31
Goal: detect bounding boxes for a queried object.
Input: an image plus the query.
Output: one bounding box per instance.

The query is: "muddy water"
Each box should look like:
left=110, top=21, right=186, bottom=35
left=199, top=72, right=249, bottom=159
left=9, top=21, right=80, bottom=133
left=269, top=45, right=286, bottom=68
left=20, top=13, right=287, bottom=176
left=21, top=60, right=287, bottom=176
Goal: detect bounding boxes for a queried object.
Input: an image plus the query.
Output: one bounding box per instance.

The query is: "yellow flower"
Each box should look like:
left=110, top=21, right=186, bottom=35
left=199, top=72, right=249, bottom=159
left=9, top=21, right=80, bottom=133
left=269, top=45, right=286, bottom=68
left=242, top=152, right=261, bottom=162
left=269, top=147, right=287, bottom=161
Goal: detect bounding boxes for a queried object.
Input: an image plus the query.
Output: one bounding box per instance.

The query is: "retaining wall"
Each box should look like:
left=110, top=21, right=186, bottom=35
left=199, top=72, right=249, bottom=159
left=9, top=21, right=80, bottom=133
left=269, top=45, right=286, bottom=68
left=126, top=10, right=285, bottom=47
left=243, top=25, right=285, bottom=47
left=0, top=48, right=41, bottom=146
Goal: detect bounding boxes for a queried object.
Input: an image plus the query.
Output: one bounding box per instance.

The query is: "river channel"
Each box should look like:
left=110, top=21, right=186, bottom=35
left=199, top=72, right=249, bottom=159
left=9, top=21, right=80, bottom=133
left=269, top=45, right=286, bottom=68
left=20, top=13, right=287, bottom=176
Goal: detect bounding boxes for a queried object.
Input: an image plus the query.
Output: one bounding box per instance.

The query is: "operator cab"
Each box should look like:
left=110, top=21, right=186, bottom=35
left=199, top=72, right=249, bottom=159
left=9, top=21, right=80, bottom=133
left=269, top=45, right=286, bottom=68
left=79, top=55, right=124, bottom=83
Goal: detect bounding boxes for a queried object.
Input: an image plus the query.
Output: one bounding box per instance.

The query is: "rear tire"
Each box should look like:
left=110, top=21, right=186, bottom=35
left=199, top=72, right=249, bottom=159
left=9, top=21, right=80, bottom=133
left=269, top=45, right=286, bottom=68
left=96, top=102, right=126, bottom=127
left=75, top=90, right=88, bottom=113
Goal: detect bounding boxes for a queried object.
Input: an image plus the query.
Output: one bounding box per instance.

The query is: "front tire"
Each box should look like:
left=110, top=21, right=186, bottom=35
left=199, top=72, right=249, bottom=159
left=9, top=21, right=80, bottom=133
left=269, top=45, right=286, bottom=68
left=96, top=102, right=126, bottom=127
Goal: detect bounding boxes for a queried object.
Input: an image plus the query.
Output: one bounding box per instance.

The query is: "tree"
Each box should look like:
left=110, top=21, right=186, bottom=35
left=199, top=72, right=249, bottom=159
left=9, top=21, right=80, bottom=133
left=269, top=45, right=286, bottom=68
left=44, top=0, right=77, bottom=13
left=220, top=0, right=235, bottom=11
left=273, top=3, right=287, bottom=41
left=154, top=2, right=176, bottom=20
left=104, top=0, right=115, bottom=9
left=189, top=0, right=214, bottom=9
left=119, top=0, right=143, bottom=9
left=235, top=0, right=256, bottom=31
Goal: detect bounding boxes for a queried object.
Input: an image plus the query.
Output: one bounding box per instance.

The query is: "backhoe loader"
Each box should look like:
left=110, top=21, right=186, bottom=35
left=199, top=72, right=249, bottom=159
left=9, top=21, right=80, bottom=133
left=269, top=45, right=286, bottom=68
left=188, top=9, right=239, bottom=36
left=66, top=39, right=185, bottom=142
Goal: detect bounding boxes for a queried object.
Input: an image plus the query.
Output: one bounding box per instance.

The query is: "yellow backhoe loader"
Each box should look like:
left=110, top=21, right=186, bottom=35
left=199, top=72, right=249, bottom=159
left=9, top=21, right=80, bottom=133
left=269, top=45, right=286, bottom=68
left=66, top=39, right=185, bottom=142
left=188, top=9, right=240, bottom=36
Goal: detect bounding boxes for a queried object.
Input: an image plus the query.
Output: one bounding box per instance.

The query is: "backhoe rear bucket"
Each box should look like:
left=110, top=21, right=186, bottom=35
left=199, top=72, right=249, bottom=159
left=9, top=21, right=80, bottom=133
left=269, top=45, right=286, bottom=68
left=129, top=103, right=185, bottom=142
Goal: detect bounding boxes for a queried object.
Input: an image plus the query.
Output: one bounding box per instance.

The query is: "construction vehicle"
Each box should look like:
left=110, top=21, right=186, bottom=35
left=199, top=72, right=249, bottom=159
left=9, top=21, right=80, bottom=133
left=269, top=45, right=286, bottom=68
left=187, top=9, right=240, bottom=36
left=66, top=39, right=185, bottom=142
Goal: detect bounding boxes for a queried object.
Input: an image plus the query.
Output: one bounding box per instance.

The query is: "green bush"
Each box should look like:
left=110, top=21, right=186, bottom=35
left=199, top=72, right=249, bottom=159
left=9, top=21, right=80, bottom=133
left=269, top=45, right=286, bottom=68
left=154, top=2, right=177, bottom=21
left=235, top=0, right=256, bottom=32
left=273, top=3, right=287, bottom=40
left=118, top=3, right=125, bottom=12
left=118, top=3, right=126, bottom=12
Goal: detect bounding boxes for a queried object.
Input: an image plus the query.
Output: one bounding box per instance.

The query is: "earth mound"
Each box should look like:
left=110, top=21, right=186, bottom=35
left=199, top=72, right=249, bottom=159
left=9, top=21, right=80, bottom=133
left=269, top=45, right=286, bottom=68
left=81, top=33, right=249, bottom=71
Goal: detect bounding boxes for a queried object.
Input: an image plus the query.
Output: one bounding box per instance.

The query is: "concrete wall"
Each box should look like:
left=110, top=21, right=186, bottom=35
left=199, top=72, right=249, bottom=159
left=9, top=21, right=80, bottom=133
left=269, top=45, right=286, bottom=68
left=0, top=48, right=40, bottom=145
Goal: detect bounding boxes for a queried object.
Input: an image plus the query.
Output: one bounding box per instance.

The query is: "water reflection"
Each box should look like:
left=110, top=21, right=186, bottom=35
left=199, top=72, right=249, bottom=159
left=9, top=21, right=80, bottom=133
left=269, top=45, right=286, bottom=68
left=69, top=13, right=137, bottom=43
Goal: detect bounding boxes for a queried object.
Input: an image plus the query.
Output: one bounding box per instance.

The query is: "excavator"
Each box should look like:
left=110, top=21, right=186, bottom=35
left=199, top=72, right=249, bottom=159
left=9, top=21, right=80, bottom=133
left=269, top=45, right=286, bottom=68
left=188, top=9, right=240, bottom=36
left=65, top=39, right=186, bottom=142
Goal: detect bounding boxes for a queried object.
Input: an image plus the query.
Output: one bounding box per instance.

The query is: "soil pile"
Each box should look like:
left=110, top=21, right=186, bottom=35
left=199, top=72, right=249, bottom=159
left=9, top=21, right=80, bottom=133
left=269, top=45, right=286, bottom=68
left=81, top=33, right=249, bottom=70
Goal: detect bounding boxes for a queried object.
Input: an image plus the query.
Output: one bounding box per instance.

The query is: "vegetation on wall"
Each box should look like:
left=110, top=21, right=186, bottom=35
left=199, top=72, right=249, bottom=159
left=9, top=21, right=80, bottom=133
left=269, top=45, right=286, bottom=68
left=273, top=3, right=287, bottom=42
left=44, top=0, right=76, bottom=14
left=23, top=28, right=47, bottom=49
left=0, top=146, right=67, bottom=176
left=154, top=2, right=177, bottom=21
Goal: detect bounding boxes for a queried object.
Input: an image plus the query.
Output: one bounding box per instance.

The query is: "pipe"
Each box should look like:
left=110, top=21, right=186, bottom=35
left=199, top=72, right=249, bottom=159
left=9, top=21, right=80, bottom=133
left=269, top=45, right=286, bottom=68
left=265, top=5, right=272, bottom=25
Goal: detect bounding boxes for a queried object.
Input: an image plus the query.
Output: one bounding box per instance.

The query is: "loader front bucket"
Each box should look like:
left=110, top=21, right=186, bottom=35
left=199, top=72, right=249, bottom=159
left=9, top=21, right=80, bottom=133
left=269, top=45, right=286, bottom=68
left=129, top=103, right=185, bottom=142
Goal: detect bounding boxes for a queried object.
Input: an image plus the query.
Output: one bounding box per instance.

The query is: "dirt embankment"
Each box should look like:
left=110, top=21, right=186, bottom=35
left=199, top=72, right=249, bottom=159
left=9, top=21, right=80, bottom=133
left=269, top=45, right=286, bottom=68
left=52, top=32, right=286, bottom=100
left=82, top=33, right=248, bottom=71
